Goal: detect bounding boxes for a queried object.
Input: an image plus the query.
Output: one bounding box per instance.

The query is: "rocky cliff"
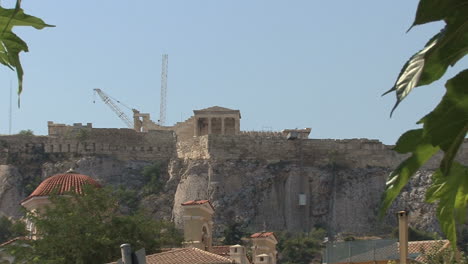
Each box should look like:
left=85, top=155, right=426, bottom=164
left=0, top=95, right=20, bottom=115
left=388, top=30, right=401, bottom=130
left=1, top=133, right=467, bottom=238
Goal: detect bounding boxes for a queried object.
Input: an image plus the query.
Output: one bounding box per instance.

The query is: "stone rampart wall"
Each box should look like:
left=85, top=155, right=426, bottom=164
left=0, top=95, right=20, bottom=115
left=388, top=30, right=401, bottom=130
left=0, top=136, right=48, bottom=153
left=45, top=129, right=176, bottom=161
left=0, top=135, right=49, bottom=164
left=176, top=136, right=209, bottom=159
left=204, top=135, right=401, bottom=168
left=203, top=135, right=468, bottom=169
left=239, top=131, right=283, bottom=138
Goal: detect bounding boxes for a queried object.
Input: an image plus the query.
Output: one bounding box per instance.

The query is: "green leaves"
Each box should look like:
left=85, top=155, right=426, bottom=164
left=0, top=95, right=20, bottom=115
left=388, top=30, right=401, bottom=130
left=11, top=186, right=182, bottom=263
left=420, top=70, right=468, bottom=175
left=382, top=69, right=468, bottom=245
left=380, top=129, right=439, bottom=214
left=0, top=2, right=53, bottom=103
left=426, top=163, right=468, bottom=245
left=383, top=2, right=468, bottom=245
left=384, top=0, right=468, bottom=116
left=383, top=36, right=439, bottom=115
left=412, top=0, right=468, bottom=26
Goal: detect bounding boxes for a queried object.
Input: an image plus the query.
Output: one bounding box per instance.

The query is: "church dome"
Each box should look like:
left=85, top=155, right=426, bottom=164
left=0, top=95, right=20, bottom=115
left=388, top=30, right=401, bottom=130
left=22, top=170, right=101, bottom=202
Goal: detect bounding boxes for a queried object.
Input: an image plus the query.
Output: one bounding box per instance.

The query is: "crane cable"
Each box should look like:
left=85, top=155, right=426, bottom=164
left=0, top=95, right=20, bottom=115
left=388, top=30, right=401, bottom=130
left=93, top=89, right=133, bottom=111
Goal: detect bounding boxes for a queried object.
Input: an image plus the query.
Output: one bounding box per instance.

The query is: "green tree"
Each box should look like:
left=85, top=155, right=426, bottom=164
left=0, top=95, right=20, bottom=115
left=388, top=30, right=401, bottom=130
left=8, top=186, right=182, bottom=264
left=381, top=0, right=468, bottom=247
left=141, top=162, right=163, bottom=196
left=277, top=229, right=325, bottom=264
left=17, top=129, right=33, bottom=136
left=0, top=216, right=26, bottom=243
left=391, top=226, right=437, bottom=241
left=0, top=1, right=52, bottom=102
left=223, top=222, right=245, bottom=245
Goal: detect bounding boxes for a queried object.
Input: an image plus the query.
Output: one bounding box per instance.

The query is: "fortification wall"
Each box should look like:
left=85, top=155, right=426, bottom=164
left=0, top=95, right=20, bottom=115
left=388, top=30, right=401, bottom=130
left=0, top=136, right=49, bottom=164
left=176, top=136, right=209, bottom=159
left=203, top=135, right=400, bottom=168
left=45, top=128, right=176, bottom=161
left=201, top=135, right=468, bottom=169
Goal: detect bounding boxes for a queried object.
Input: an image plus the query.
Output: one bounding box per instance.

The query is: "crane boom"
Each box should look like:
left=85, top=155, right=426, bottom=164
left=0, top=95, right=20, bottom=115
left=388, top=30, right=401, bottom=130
left=159, top=54, right=168, bottom=125
left=93, top=88, right=133, bottom=128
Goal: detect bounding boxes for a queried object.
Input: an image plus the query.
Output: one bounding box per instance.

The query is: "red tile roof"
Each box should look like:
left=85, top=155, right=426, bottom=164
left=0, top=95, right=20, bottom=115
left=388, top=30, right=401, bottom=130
left=212, top=245, right=231, bottom=256
left=181, top=200, right=215, bottom=210
left=0, top=236, right=29, bottom=248
left=181, top=200, right=210, bottom=206
left=250, top=232, right=275, bottom=239
left=22, top=171, right=101, bottom=203
left=408, top=240, right=450, bottom=263
left=145, top=247, right=234, bottom=264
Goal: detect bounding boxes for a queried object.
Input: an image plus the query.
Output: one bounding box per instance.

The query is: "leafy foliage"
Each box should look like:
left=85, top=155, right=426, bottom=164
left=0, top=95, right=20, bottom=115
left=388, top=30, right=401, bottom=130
left=277, top=229, right=325, bottom=264
left=8, top=186, right=182, bottom=264
left=391, top=226, right=437, bottom=241
left=141, top=162, right=163, bottom=196
left=17, top=129, right=33, bottom=136
left=114, top=185, right=140, bottom=213
left=381, top=0, right=468, bottom=247
left=0, top=216, right=26, bottom=243
left=423, top=244, right=468, bottom=264
left=0, top=1, right=52, bottom=102
left=223, top=222, right=246, bottom=245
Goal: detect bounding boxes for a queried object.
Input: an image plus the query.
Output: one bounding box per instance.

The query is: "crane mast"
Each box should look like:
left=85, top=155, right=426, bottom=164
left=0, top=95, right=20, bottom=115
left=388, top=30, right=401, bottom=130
left=93, top=88, right=133, bottom=129
left=159, top=54, right=168, bottom=126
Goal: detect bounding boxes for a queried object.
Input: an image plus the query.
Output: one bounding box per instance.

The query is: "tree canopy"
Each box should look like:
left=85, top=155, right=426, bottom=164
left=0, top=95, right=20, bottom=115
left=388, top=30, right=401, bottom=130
left=0, top=216, right=26, bottom=244
left=381, top=0, right=468, bottom=246
left=223, top=222, right=246, bottom=246
left=7, top=186, right=182, bottom=264
left=277, top=229, right=325, bottom=264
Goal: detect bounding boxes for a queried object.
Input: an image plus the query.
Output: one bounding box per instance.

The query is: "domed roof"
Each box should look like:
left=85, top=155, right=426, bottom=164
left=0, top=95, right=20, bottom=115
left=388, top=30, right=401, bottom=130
left=22, top=170, right=101, bottom=202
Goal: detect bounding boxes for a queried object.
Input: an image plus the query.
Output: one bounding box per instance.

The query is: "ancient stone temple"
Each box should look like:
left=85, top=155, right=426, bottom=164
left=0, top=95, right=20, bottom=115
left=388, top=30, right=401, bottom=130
left=193, top=106, right=241, bottom=136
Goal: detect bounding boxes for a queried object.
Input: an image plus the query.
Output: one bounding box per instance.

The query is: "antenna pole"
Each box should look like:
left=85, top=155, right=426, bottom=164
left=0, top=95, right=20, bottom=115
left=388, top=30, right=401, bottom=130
left=9, top=79, right=12, bottom=134
left=159, top=54, right=168, bottom=126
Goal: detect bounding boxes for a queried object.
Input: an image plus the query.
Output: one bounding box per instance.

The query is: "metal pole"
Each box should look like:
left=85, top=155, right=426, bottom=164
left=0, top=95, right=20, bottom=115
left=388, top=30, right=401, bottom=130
left=9, top=79, right=12, bottom=134
left=398, top=211, right=409, bottom=264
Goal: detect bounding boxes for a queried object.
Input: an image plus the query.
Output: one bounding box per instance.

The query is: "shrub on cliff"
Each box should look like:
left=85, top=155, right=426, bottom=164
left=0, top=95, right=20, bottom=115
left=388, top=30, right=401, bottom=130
left=223, top=222, right=246, bottom=245
left=17, top=130, right=34, bottom=136
left=141, top=162, right=163, bottom=196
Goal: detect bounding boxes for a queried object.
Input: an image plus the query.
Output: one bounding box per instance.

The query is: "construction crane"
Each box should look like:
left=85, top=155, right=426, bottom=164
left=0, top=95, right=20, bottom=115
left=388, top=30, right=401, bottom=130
left=93, top=88, right=134, bottom=129
left=159, top=54, right=168, bottom=126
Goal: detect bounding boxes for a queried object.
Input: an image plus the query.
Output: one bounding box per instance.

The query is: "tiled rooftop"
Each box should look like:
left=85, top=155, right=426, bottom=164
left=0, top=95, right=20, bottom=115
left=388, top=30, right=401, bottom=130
left=145, top=247, right=234, bottom=264
left=22, top=171, right=101, bottom=203
left=181, top=200, right=210, bottom=206
left=212, top=245, right=230, bottom=256
left=181, top=200, right=215, bottom=211
left=0, top=236, right=29, bottom=248
left=250, top=232, right=275, bottom=238
left=408, top=240, right=450, bottom=263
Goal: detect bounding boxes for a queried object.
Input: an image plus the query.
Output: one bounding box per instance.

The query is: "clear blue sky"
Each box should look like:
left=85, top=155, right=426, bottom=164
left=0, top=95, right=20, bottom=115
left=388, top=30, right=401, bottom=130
left=0, top=0, right=466, bottom=144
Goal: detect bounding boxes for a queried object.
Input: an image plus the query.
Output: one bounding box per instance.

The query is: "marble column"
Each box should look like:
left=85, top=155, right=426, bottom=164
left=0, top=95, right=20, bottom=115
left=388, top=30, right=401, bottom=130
left=194, top=118, right=199, bottom=136
left=221, top=118, right=225, bottom=135
left=208, top=118, right=212, bottom=134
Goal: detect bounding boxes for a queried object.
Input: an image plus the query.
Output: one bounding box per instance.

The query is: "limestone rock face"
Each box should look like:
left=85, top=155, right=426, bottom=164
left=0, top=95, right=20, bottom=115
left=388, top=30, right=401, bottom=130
left=169, top=160, right=416, bottom=236
left=0, top=165, right=24, bottom=218
left=0, top=133, right=466, bottom=238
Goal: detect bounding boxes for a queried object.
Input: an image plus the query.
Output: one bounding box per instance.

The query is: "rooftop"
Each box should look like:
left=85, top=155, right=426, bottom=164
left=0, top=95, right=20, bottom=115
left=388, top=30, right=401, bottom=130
left=21, top=170, right=101, bottom=203
left=145, top=247, right=234, bottom=264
